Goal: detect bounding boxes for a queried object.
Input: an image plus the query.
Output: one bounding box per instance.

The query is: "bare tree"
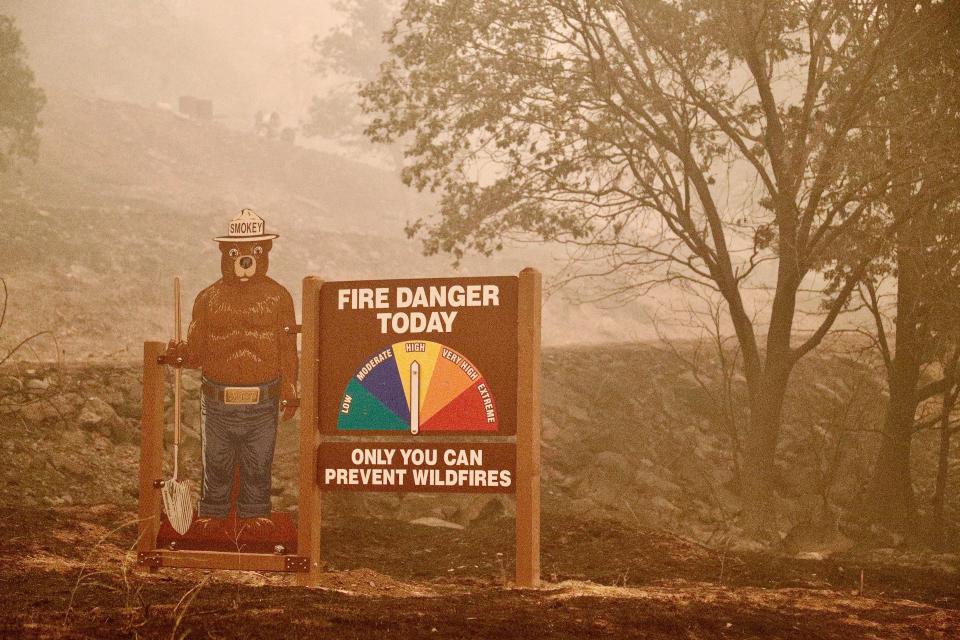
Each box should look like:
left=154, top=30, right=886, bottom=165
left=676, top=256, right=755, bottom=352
left=362, top=0, right=928, bottom=534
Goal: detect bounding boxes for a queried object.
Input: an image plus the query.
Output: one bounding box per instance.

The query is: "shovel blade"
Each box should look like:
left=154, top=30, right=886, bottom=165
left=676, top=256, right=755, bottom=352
left=161, top=479, right=194, bottom=535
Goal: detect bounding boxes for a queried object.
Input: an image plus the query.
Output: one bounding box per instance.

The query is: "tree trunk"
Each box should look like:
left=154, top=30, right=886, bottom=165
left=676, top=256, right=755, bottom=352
left=866, top=379, right=919, bottom=532
left=930, top=408, right=952, bottom=550
left=741, top=362, right=792, bottom=538
left=930, top=359, right=957, bottom=549
left=866, top=197, right=924, bottom=533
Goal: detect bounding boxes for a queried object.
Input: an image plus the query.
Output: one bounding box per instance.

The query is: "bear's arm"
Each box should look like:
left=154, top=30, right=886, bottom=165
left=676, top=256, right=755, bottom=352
left=181, top=292, right=208, bottom=369
left=277, top=287, right=299, bottom=393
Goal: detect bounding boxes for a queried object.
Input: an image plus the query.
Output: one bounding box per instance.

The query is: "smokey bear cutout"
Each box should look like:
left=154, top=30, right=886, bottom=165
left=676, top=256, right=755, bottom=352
left=165, top=209, right=298, bottom=539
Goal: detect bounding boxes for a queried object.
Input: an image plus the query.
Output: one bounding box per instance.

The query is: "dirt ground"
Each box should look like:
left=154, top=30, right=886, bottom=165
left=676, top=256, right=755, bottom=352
left=1, top=505, right=958, bottom=639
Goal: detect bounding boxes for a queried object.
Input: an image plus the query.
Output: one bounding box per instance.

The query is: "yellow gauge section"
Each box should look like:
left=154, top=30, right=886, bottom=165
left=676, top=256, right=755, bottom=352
left=392, top=340, right=442, bottom=410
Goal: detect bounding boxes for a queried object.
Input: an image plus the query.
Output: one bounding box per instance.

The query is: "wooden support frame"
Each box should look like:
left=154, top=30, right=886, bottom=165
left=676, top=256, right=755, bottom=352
left=516, top=267, right=542, bottom=587
left=138, top=550, right=309, bottom=572
left=137, top=279, right=322, bottom=579
left=138, top=341, right=165, bottom=559
left=296, top=276, right=323, bottom=586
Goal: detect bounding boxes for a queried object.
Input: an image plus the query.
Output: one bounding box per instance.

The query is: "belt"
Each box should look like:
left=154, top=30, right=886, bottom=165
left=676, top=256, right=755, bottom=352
left=201, top=378, right=280, bottom=405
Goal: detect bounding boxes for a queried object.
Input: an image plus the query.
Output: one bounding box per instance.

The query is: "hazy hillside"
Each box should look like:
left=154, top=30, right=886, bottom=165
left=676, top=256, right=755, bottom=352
left=10, top=342, right=952, bottom=556
left=1, top=90, right=655, bottom=358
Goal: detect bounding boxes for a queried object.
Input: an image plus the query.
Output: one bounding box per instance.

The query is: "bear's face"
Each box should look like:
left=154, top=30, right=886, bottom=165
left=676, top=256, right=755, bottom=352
left=218, top=240, right=272, bottom=284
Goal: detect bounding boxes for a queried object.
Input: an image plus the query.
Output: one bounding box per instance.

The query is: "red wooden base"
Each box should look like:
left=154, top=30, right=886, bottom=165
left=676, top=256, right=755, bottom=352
left=156, top=510, right=297, bottom=554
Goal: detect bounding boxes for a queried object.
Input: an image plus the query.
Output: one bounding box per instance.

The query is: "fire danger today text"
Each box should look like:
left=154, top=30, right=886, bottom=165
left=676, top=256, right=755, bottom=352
left=337, top=284, right=501, bottom=334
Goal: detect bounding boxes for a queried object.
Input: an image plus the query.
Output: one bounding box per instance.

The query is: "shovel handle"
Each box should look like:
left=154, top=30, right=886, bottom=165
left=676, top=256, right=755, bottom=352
left=173, top=277, right=182, bottom=477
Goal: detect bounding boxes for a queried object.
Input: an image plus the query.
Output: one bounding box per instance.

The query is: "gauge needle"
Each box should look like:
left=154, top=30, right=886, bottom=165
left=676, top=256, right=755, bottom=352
left=410, top=360, right=420, bottom=434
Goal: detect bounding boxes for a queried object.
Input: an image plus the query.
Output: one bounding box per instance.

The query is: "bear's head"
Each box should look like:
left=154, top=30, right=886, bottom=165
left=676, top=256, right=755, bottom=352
left=218, top=240, right=272, bottom=284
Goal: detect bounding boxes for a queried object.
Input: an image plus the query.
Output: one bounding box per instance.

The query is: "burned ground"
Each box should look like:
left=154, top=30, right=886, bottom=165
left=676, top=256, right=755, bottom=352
left=1, top=504, right=958, bottom=639
left=2, top=350, right=959, bottom=637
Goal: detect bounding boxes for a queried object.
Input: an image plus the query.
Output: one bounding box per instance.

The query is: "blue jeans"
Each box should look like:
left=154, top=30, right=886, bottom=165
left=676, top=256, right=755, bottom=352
left=199, top=378, right=279, bottom=518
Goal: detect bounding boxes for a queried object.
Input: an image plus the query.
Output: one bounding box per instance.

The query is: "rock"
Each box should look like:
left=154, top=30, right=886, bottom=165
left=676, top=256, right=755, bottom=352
left=453, top=495, right=508, bottom=525
left=107, top=418, right=137, bottom=444
left=51, top=392, right=83, bottom=415
left=57, top=457, right=89, bottom=477
left=19, top=401, right=59, bottom=423
left=394, top=494, right=445, bottom=521
left=25, top=378, right=51, bottom=391
left=96, top=387, right=125, bottom=409
left=566, top=496, right=627, bottom=523
left=575, top=451, right=638, bottom=508
left=565, top=403, right=590, bottom=423
left=650, top=495, right=679, bottom=511
left=781, top=523, right=854, bottom=557
left=77, top=397, right=117, bottom=435
left=634, top=466, right=682, bottom=499
left=542, top=416, right=560, bottom=441
left=595, top=451, right=633, bottom=481
left=678, top=370, right=702, bottom=387
left=409, top=517, right=465, bottom=530
left=126, top=383, right=142, bottom=406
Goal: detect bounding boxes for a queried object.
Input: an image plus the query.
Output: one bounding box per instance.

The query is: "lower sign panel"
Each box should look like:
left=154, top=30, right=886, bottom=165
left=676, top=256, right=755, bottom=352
left=317, top=442, right=516, bottom=493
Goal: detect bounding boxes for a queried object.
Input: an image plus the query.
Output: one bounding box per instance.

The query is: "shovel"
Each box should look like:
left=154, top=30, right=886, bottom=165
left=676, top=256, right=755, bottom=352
left=162, top=276, right=194, bottom=535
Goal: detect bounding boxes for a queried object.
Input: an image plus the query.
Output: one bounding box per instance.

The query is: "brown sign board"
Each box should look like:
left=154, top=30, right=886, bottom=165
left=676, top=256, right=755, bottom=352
left=318, top=442, right=516, bottom=493
left=317, top=276, right=519, bottom=436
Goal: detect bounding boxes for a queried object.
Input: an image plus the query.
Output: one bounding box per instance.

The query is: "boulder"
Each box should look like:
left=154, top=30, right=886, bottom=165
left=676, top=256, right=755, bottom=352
left=51, top=392, right=84, bottom=416
left=634, top=466, right=682, bottom=499
left=576, top=451, right=637, bottom=509
left=25, top=378, right=51, bottom=391
left=78, top=397, right=131, bottom=443
left=56, top=457, right=89, bottom=478
left=19, top=400, right=59, bottom=423
left=410, top=517, right=464, bottom=530
left=541, top=416, right=560, bottom=441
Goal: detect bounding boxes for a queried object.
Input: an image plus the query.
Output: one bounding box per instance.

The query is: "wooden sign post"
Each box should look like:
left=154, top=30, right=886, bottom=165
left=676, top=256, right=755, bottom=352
left=516, top=268, right=542, bottom=586
left=297, top=276, right=323, bottom=586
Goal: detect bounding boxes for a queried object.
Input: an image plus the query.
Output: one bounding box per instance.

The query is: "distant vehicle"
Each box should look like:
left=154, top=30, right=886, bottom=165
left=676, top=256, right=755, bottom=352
left=178, top=96, right=213, bottom=120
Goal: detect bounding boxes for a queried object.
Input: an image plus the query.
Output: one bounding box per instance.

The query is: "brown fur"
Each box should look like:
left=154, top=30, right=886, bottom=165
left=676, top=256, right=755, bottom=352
left=169, top=240, right=298, bottom=411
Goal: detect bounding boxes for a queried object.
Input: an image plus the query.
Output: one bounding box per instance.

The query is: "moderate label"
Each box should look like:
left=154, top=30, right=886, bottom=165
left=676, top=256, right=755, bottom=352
left=317, top=442, right=516, bottom=493
left=319, top=276, right=518, bottom=436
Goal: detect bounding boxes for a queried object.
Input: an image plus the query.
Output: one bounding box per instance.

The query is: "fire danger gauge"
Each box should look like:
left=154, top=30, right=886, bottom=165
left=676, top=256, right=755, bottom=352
left=338, top=340, right=498, bottom=434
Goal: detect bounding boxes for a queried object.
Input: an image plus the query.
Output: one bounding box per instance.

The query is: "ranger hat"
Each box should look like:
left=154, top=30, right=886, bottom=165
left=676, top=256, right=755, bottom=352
left=213, top=209, right=279, bottom=242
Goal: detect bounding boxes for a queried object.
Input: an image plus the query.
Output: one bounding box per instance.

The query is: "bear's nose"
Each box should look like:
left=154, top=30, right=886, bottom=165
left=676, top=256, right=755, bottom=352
left=239, top=257, right=253, bottom=269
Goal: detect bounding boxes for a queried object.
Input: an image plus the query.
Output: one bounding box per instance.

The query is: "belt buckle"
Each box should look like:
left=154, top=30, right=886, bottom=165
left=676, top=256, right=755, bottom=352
left=223, top=386, right=261, bottom=404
